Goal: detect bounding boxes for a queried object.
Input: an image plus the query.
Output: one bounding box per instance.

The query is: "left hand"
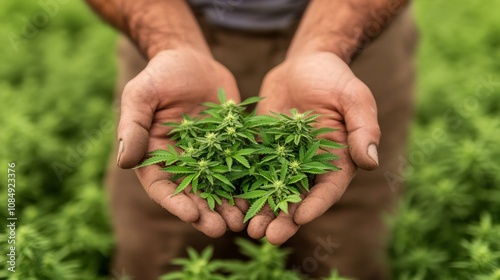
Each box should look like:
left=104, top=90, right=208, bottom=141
left=247, top=51, right=381, bottom=244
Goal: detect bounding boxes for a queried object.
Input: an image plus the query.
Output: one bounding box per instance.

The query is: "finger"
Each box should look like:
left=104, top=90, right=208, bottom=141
left=188, top=192, right=227, bottom=238
left=265, top=202, right=301, bottom=245
left=247, top=204, right=275, bottom=239
left=215, top=199, right=246, bottom=232
left=235, top=198, right=250, bottom=213
left=340, top=81, right=381, bottom=170
left=117, top=74, right=158, bottom=169
left=135, top=165, right=199, bottom=223
left=294, top=156, right=357, bottom=225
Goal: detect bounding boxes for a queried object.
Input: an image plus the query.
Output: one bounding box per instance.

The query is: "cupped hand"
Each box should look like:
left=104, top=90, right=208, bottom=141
left=247, top=52, right=381, bottom=244
left=116, top=48, right=245, bottom=237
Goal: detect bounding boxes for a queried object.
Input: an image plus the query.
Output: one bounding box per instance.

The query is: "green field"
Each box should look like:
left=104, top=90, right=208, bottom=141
left=1, top=1, right=499, bottom=279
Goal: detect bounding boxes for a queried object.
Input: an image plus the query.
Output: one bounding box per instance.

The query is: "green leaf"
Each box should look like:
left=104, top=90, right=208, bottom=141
left=214, top=190, right=233, bottom=204
left=288, top=174, right=307, bottom=184
left=207, top=195, right=215, bottom=210
left=258, top=170, right=274, bottom=183
left=311, top=127, right=337, bottom=137
left=244, top=195, right=269, bottom=223
left=277, top=201, right=289, bottom=214
left=285, top=194, right=302, bottom=203
left=213, top=173, right=234, bottom=188
left=234, top=149, right=257, bottom=156
left=304, top=141, right=321, bottom=161
left=239, top=96, right=263, bottom=106
left=247, top=115, right=278, bottom=127
left=212, top=165, right=229, bottom=173
left=201, top=102, right=220, bottom=108
left=268, top=196, right=277, bottom=212
left=135, top=156, right=169, bottom=168
left=233, top=155, right=250, bottom=168
left=191, top=176, right=199, bottom=192
left=313, top=153, right=340, bottom=162
left=163, top=166, right=196, bottom=174
left=225, top=157, right=233, bottom=171
left=235, top=190, right=269, bottom=199
left=300, top=177, right=310, bottom=191
left=280, top=161, right=288, bottom=181
left=174, top=173, right=196, bottom=194
left=319, top=139, right=346, bottom=149
left=218, top=88, right=227, bottom=103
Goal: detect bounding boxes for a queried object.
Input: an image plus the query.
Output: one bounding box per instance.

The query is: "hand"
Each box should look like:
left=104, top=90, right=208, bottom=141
left=247, top=52, right=381, bottom=244
left=116, top=48, right=246, bottom=237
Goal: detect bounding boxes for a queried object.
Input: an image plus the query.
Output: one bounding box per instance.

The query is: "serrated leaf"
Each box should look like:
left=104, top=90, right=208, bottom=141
left=213, top=173, right=234, bottom=188
left=174, top=173, right=196, bottom=194
left=268, top=196, right=277, bottom=212
left=258, top=170, right=274, bottom=183
left=207, top=195, right=215, bottom=210
left=136, top=156, right=169, bottom=168
left=277, top=201, right=289, bottom=214
left=212, top=165, right=229, bottom=173
left=319, top=138, right=346, bottom=149
left=218, top=88, right=227, bottom=103
left=301, top=161, right=332, bottom=170
left=313, top=152, right=340, bottom=162
left=214, top=189, right=233, bottom=203
left=201, top=102, right=220, bottom=108
left=280, top=161, right=288, bottom=181
left=244, top=195, right=269, bottom=223
left=233, top=155, right=250, bottom=168
left=225, top=157, right=233, bottom=171
left=311, top=127, right=337, bottom=137
left=239, top=96, right=263, bottom=106
left=300, top=177, right=310, bottom=191
left=191, top=176, right=199, bottom=192
left=234, top=148, right=257, bottom=156
left=288, top=174, right=307, bottom=184
left=304, top=141, right=321, bottom=161
left=235, top=190, right=268, bottom=199
left=247, top=115, right=278, bottom=127
left=163, top=166, right=195, bottom=174
left=285, top=194, right=302, bottom=203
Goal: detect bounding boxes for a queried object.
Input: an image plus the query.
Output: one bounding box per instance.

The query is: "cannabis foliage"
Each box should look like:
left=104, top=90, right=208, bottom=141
left=160, top=238, right=352, bottom=280
left=139, top=90, right=343, bottom=221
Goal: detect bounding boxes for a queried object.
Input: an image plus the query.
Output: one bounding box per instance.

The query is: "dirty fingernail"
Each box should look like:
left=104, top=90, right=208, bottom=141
left=368, top=143, right=379, bottom=166
left=116, top=139, right=124, bottom=166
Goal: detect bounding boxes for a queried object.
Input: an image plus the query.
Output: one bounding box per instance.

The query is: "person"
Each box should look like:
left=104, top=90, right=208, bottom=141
left=85, top=0, right=418, bottom=279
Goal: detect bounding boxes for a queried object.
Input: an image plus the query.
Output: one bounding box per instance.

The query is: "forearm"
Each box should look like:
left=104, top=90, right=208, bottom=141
left=85, top=0, right=210, bottom=59
left=288, top=0, right=410, bottom=63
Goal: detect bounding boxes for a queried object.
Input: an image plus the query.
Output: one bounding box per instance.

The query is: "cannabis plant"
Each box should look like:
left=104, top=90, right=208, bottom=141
left=160, top=239, right=353, bottom=280
left=138, top=89, right=343, bottom=222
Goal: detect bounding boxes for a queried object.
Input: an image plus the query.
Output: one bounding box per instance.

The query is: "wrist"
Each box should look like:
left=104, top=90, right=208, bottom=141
left=122, top=0, right=211, bottom=60
left=286, top=35, right=357, bottom=64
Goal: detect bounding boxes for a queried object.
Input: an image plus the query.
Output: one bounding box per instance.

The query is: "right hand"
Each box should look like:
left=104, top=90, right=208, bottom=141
left=116, top=48, right=245, bottom=237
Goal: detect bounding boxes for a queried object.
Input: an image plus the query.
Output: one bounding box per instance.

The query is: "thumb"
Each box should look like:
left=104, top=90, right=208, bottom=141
left=116, top=78, right=158, bottom=169
left=341, top=82, right=381, bottom=170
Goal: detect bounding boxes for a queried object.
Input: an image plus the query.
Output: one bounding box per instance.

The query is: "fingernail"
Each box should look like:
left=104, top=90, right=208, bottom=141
left=367, top=143, right=379, bottom=166
left=116, top=139, right=124, bottom=166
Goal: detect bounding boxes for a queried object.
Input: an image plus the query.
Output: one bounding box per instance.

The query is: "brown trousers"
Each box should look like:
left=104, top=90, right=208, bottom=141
left=106, top=8, right=418, bottom=280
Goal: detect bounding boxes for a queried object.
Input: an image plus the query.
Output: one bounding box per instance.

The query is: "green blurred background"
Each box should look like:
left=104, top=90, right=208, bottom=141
left=1, top=1, right=499, bottom=279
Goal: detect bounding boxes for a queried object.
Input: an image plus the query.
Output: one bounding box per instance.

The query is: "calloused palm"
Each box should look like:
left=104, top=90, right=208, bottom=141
left=117, top=49, right=245, bottom=237
left=248, top=52, right=381, bottom=244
